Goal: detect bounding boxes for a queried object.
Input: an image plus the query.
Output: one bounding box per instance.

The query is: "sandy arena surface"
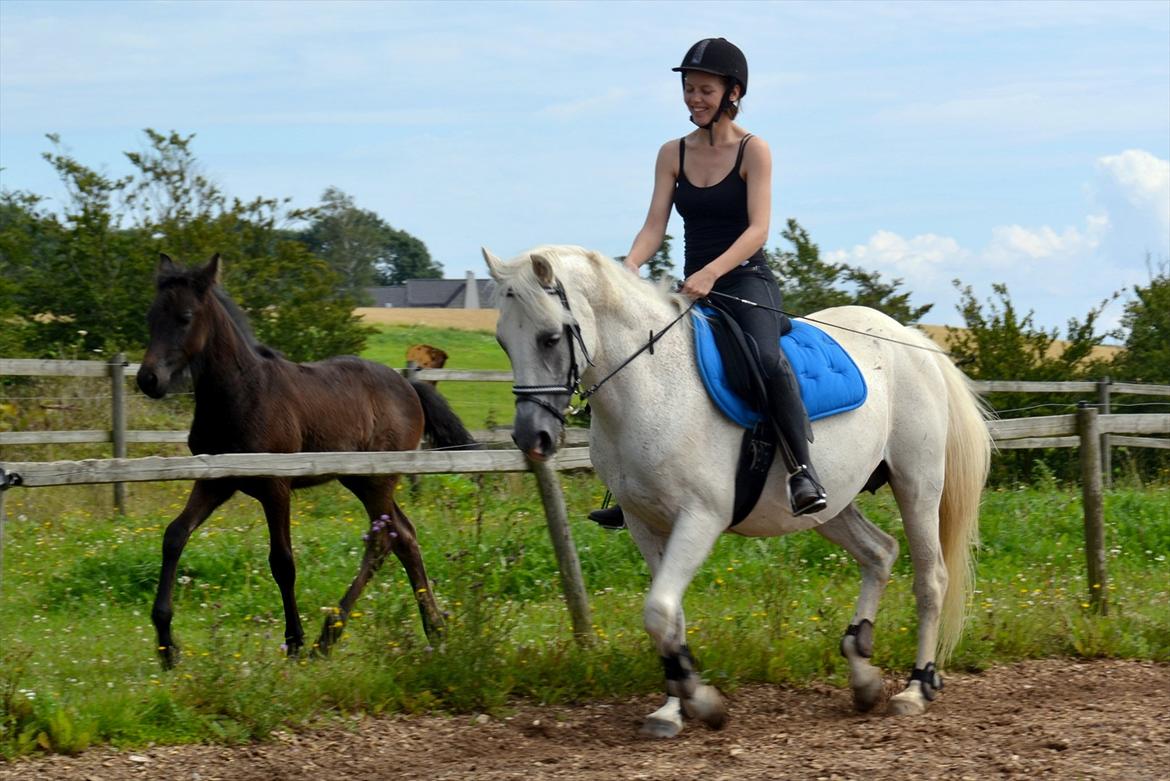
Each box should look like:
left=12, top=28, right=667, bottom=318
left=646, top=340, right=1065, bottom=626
left=3, top=658, right=1167, bottom=781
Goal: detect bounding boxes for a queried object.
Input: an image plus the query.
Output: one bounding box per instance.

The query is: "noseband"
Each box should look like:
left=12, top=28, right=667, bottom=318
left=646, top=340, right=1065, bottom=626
left=509, top=281, right=593, bottom=425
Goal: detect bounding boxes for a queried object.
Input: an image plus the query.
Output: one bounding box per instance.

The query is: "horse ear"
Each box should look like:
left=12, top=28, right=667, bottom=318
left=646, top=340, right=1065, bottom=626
left=529, top=252, right=555, bottom=287
left=201, top=254, right=222, bottom=288
left=158, top=253, right=176, bottom=273
left=481, top=247, right=504, bottom=281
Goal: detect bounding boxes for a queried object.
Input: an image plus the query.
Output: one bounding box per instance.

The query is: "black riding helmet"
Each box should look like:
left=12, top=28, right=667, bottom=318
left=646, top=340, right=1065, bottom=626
left=672, top=38, right=748, bottom=144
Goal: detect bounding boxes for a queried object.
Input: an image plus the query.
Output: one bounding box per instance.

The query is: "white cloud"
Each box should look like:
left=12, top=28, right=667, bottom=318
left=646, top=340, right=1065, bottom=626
left=1095, top=149, right=1170, bottom=233
left=982, top=217, right=1107, bottom=268
left=827, top=231, right=967, bottom=285
left=825, top=151, right=1170, bottom=328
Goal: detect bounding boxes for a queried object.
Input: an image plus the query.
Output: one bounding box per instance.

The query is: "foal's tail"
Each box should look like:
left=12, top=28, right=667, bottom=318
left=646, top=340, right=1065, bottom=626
left=935, top=353, right=993, bottom=664
left=410, top=380, right=480, bottom=450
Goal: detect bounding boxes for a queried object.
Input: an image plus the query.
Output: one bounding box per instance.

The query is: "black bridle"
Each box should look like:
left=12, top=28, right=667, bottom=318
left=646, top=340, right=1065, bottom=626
left=509, top=281, right=594, bottom=425
left=509, top=279, right=696, bottom=422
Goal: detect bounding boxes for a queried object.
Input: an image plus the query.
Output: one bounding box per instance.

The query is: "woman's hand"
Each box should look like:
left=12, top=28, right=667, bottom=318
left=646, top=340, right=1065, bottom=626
left=622, top=258, right=642, bottom=275
left=680, top=267, right=718, bottom=299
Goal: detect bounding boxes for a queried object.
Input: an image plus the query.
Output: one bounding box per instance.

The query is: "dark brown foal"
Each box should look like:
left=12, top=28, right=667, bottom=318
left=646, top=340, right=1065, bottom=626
left=138, top=253, right=475, bottom=667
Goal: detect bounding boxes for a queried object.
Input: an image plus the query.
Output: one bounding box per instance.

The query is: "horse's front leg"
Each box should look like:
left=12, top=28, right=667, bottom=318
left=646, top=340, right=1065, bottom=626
left=627, top=511, right=727, bottom=738
left=254, top=480, right=304, bottom=657
left=153, top=480, right=235, bottom=669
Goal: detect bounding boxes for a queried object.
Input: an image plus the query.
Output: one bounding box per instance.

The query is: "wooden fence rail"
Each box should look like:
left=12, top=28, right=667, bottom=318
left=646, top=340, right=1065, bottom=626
left=4, top=359, right=1170, bottom=623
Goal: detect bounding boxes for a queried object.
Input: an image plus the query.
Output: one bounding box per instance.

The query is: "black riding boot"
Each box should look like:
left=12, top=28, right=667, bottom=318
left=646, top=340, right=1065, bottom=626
left=766, top=354, right=828, bottom=516
left=587, top=504, right=625, bottom=529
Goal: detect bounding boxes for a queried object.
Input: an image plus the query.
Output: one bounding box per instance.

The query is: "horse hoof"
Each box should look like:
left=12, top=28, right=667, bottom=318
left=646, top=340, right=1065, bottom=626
left=640, top=716, right=683, bottom=739
left=852, top=671, right=883, bottom=713
left=158, top=645, right=180, bottom=670
left=887, top=691, right=928, bottom=716
left=682, top=685, right=727, bottom=730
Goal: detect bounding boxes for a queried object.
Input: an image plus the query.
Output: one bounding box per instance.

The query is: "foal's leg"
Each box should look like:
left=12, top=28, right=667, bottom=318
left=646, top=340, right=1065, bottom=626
left=153, top=479, right=235, bottom=669
left=814, top=504, right=899, bottom=712
left=628, top=511, right=727, bottom=737
left=888, top=481, right=948, bottom=716
left=316, top=476, right=444, bottom=654
left=251, top=479, right=305, bottom=657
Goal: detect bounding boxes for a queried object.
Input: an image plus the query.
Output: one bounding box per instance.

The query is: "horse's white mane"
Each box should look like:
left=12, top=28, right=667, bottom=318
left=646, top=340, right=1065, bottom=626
left=492, top=244, right=685, bottom=325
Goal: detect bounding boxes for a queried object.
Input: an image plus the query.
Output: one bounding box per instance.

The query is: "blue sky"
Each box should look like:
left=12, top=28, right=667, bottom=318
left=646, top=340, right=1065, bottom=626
left=2, top=0, right=1167, bottom=331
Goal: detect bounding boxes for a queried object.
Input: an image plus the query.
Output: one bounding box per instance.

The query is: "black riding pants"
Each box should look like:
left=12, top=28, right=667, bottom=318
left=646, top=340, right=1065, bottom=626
left=710, top=264, right=814, bottom=466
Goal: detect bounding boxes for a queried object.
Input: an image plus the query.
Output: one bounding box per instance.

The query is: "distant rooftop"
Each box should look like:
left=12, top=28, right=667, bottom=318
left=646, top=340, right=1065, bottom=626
left=366, top=278, right=497, bottom=308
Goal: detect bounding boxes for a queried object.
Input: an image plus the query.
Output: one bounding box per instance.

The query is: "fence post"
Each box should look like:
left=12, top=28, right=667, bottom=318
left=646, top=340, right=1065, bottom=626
left=1077, top=402, right=1107, bottom=615
left=527, top=457, right=594, bottom=643
left=1097, top=377, right=1112, bottom=489
left=110, top=353, right=128, bottom=516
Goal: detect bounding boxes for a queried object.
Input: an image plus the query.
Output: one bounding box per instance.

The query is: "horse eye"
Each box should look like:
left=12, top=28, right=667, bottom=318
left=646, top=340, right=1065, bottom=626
left=540, top=332, right=562, bottom=349
left=178, top=310, right=194, bottom=325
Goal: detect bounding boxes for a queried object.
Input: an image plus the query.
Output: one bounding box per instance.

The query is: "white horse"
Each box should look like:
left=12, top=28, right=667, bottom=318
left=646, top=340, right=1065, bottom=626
left=484, top=245, right=991, bottom=737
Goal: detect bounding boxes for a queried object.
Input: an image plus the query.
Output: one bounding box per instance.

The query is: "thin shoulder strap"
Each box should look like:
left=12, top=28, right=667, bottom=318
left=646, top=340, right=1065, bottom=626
left=678, top=137, right=686, bottom=171
left=734, top=133, right=754, bottom=169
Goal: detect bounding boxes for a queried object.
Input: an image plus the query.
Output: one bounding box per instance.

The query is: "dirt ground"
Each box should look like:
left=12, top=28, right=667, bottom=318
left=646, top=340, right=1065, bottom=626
left=3, top=658, right=1167, bottom=781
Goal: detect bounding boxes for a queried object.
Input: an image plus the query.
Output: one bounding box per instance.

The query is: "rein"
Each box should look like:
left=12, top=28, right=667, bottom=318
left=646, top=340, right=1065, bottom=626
left=706, top=290, right=959, bottom=360
left=511, top=282, right=697, bottom=417
left=513, top=281, right=954, bottom=424
left=579, top=299, right=696, bottom=400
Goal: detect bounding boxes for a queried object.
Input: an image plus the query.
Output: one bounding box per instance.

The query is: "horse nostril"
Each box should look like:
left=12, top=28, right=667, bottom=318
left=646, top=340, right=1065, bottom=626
left=537, top=430, right=555, bottom=456
left=137, top=368, right=162, bottom=397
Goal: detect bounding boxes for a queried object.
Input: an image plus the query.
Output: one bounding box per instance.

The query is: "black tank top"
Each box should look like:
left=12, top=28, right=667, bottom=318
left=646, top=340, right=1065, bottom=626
left=674, top=134, right=767, bottom=278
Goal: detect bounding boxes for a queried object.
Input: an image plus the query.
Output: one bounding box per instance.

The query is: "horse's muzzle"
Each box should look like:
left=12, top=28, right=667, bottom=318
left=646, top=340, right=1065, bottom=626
left=136, top=365, right=168, bottom=399
left=512, top=421, right=559, bottom=461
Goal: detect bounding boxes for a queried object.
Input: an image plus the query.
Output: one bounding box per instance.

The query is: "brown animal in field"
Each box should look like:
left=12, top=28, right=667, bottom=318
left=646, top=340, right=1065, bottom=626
left=406, top=344, right=448, bottom=369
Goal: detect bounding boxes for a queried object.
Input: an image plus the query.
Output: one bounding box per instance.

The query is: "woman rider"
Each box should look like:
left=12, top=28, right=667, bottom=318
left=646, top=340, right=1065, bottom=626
left=589, top=37, right=827, bottom=528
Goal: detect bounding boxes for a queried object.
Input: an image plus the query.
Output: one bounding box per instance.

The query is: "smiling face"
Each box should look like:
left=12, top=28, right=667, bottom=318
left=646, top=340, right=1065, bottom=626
left=683, top=70, right=739, bottom=125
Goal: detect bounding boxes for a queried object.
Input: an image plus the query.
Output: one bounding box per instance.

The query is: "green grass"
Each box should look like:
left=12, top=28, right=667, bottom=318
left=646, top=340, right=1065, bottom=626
left=1, top=477, right=1166, bottom=757
left=1, top=325, right=1168, bottom=756
left=363, top=324, right=513, bottom=429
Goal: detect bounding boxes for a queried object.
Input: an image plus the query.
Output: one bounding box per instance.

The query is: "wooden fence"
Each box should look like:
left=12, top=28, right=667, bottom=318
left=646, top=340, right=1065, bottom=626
left=3, top=359, right=1169, bottom=625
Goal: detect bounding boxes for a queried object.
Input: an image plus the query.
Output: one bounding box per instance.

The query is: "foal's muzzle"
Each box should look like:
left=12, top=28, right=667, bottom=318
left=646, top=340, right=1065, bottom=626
left=136, top=362, right=170, bottom=399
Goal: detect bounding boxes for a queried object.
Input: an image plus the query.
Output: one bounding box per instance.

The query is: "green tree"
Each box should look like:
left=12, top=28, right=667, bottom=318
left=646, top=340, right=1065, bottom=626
left=1112, top=256, right=1170, bottom=383
left=2, top=130, right=371, bottom=361
left=645, top=234, right=675, bottom=282
left=766, top=218, right=932, bottom=324
left=300, top=187, right=441, bottom=290
left=616, top=234, right=675, bottom=283
left=123, top=132, right=371, bottom=361
left=945, top=281, right=1113, bottom=382
left=7, top=137, right=149, bottom=355
left=0, top=192, right=58, bottom=355
left=946, top=280, right=1115, bottom=485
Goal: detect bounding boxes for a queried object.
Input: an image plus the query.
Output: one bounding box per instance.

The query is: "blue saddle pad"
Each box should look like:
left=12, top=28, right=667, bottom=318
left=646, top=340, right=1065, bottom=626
left=692, top=304, right=867, bottom=429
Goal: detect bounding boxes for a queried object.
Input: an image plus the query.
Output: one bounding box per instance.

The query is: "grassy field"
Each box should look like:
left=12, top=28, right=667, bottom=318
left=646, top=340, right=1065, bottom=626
left=363, top=324, right=515, bottom=430
left=0, top=325, right=1167, bottom=757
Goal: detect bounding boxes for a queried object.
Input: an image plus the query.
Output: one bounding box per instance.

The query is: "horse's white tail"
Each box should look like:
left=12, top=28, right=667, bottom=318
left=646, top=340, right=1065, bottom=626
left=935, top=354, right=993, bottom=663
